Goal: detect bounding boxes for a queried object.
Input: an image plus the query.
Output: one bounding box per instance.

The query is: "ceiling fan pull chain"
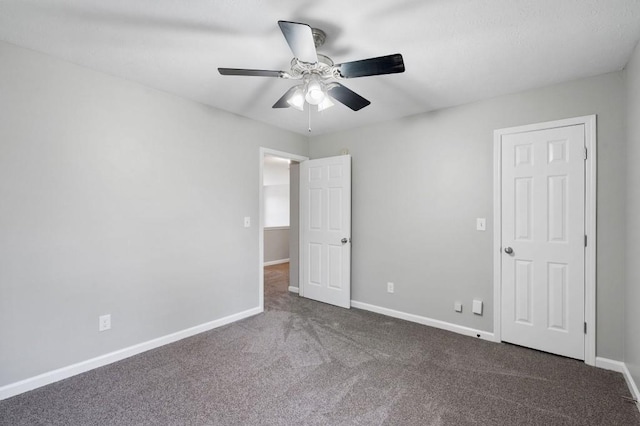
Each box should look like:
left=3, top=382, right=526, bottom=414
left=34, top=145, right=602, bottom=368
left=308, top=105, right=312, bottom=133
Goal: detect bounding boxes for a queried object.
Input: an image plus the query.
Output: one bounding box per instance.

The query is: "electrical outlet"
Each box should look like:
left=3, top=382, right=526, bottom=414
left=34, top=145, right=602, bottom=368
left=454, top=302, right=463, bottom=312
left=387, top=282, right=394, bottom=293
left=472, top=300, right=483, bottom=315
left=99, top=314, right=111, bottom=331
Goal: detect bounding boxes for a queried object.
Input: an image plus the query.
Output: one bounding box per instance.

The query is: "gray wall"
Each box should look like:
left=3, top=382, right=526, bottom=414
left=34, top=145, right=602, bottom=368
left=0, top=36, right=635, bottom=390
left=0, top=41, right=307, bottom=386
left=264, top=228, right=289, bottom=263
left=625, top=41, right=640, bottom=390
left=289, top=163, right=300, bottom=289
left=310, top=72, right=626, bottom=360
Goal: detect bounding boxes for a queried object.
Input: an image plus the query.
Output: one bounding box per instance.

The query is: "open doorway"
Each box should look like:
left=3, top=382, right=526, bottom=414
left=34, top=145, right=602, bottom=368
left=258, top=148, right=308, bottom=311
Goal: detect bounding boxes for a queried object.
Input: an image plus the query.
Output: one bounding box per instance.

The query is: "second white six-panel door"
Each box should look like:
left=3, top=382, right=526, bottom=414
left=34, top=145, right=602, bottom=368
left=501, top=124, right=585, bottom=360
left=300, top=155, right=351, bottom=309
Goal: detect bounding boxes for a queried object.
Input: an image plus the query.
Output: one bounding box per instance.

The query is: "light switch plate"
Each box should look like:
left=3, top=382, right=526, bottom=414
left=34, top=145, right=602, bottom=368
left=476, top=218, right=486, bottom=231
left=244, top=217, right=251, bottom=228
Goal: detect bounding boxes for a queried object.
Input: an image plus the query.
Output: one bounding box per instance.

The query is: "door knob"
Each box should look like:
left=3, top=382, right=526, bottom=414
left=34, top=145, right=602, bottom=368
left=341, top=238, right=349, bottom=244
left=504, top=247, right=513, bottom=255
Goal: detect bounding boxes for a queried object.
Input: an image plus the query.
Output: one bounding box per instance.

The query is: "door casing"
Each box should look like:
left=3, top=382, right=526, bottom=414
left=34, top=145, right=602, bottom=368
left=493, top=115, right=596, bottom=365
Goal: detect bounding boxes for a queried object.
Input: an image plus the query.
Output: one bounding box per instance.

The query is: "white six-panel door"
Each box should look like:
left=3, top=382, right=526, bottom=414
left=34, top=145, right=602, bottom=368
left=501, top=125, right=585, bottom=360
left=300, top=155, right=351, bottom=308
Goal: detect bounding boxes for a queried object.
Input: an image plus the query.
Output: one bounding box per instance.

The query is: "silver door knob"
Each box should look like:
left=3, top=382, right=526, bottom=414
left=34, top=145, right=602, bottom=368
left=504, top=247, right=513, bottom=254
left=341, top=238, right=348, bottom=244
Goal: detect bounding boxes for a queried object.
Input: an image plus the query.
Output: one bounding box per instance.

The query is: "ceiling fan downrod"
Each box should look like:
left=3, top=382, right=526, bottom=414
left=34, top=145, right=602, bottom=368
left=311, top=27, right=326, bottom=49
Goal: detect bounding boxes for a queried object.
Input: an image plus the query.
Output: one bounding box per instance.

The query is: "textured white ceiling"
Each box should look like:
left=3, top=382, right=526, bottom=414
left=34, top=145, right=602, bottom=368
left=1, top=0, right=639, bottom=136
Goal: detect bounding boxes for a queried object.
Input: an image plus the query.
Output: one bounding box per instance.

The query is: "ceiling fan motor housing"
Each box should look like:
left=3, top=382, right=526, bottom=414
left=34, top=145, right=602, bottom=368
left=290, top=53, right=335, bottom=80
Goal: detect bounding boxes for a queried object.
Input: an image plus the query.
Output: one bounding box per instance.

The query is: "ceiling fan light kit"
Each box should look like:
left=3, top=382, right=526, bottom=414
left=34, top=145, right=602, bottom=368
left=218, top=20, right=405, bottom=116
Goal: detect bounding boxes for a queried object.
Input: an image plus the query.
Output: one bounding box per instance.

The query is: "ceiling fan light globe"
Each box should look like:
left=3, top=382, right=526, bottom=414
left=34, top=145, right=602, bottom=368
left=318, top=96, right=334, bottom=111
left=287, top=88, right=305, bottom=111
left=305, top=80, right=325, bottom=105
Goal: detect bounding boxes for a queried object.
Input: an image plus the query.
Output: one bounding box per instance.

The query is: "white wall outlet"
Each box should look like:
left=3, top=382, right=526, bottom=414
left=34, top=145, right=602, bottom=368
left=99, top=314, right=111, bottom=331
left=472, top=299, right=483, bottom=315
left=454, top=302, right=463, bottom=312
left=244, top=216, right=251, bottom=228
left=476, top=218, right=486, bottom=231
left=387, top=282, right=394, bottom=293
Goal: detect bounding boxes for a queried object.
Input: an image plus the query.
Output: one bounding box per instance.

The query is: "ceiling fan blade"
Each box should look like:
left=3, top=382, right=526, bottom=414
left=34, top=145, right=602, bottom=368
left=218, top=68, right=285, bottom=78
left=327, top=84, right=371, bottom=111
left=278, top=21, right=318, bottom=64
left=272, top=86, right=299, bottom=108
left=335, top=53, right=405, bottom=78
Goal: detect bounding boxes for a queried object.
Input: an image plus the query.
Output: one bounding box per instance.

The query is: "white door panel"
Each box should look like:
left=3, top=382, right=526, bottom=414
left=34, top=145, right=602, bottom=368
left=501, top=125, right=585, bottom=360
left=300, top=155, right=351, bottom=308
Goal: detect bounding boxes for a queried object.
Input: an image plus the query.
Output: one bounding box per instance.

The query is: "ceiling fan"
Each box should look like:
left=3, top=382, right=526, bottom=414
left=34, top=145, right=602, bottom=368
left=218, top=20, right=405, bottom=112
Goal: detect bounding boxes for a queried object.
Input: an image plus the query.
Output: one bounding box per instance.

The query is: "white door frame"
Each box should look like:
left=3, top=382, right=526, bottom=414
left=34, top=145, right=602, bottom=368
left=493, top=115, right=596, bottom=365
left=259, top=148, right=309, bottom=311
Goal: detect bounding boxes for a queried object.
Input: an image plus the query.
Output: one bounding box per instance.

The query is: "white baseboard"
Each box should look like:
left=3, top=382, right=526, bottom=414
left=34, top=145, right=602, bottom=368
left=350, top=300, right=496, bottom=342
left=596, top=357, right=640, bottom=411
left=264, top=258, right=289, bottom=266
left=288, top=286, right=299, bottom=294
left=595, top=357, right=626, bottom=372
left=0, top=306, right=263, bottom=401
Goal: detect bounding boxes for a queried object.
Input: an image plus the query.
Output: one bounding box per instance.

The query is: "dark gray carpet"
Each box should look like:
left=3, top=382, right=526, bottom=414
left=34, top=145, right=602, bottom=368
left=1, top=263, right=639, bottom=425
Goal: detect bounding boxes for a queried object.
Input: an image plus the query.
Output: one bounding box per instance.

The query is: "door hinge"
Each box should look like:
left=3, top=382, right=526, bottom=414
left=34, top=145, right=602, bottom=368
left=584, top=322, right=587, bottom=334
left=584, top=235, right=587, bottom=247
left=584, top=147, right=588, bottom=160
